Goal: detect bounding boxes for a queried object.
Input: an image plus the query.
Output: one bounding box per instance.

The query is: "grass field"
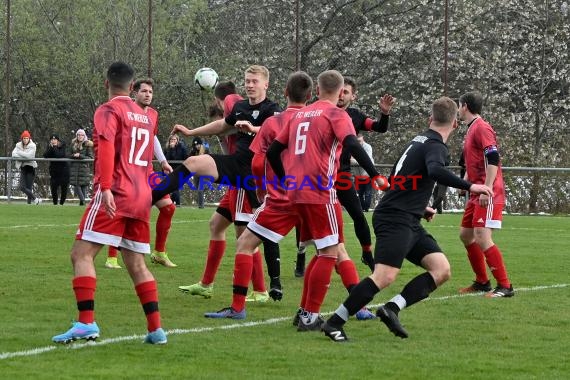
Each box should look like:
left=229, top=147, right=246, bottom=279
left=1, top=203, right=569, bottom=379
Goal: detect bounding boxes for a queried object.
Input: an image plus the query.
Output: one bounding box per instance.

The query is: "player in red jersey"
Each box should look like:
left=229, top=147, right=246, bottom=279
left=203, top=71, right=313, bottom=319
left=52, top=62, right=166, bottom=345
left=105, top=78, right=177, bottom=269
left=243, top=72, right=379, bottom=324
left=262, top=70, right=381, bottom=328
left=458, top=91, right=514, bottom=298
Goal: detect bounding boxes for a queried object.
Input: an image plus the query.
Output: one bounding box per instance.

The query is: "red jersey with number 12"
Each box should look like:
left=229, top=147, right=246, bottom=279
left=463, top=117, right=505, bottom=203
left=92, top=96, right=158, bottom=221
left=275, top=100, right=355, bottom=204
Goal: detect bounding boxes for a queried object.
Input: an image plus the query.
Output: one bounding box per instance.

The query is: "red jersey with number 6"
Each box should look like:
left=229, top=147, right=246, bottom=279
left=275, top=100, right=355, bottom=204
left=92, top=96, right=158, bottom=221
left=463, top=117, right=505, bottom=204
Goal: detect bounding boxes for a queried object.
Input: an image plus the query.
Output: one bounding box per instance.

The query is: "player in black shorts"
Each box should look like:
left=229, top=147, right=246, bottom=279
left=322, top=97, right=493, bottom=342
left=150, top=65, right=284, bottom=299
left=153, top=66, right=281, bottom=206
left=294, top=77, right=395, bottom=274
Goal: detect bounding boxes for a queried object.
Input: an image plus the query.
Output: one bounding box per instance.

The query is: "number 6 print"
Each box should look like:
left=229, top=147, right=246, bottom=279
left=295, top=121, right=310, bottom=155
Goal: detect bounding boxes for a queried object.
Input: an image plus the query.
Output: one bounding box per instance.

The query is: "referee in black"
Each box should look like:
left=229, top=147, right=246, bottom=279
left=323, top=97, right=493, bottom=342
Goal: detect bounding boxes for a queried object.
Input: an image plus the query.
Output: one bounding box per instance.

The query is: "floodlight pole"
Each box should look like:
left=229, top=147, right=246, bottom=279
left=4, top=0, right=11, bottom=156
left=295, top=0, right=300, bottom=71
left=147, top=0, right=153, bottom=77
left=443, top=0, right=449, bottom=96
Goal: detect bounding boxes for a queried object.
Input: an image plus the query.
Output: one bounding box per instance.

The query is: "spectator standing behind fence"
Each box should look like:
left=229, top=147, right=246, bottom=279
left=350, top=133, right=374, bottom=212
left=189, top=137, right=209, bottom=208
left=163, top=134, right=189, bottom=207
left=12, top=130, right=41, bottom=205
left=70, top=129, right=93, bottom=206
left=43, top=134, right=70, bottom=205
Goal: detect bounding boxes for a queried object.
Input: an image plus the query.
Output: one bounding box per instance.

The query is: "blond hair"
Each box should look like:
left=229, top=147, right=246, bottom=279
left=245, top=65, right=270, bottom=81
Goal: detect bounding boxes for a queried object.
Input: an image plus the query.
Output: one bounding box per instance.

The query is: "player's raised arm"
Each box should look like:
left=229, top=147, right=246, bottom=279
left=366, top=94, right=396, bottom=133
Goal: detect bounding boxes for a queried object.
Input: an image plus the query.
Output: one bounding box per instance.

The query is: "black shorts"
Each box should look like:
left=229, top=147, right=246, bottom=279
left=210, top=153, right=260, bottom=209
left=372, top=212, right=441, bottom=268
left=210, top=153, right=251, bottom=185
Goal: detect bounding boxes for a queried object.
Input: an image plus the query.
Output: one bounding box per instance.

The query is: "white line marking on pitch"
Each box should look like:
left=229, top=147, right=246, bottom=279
left=1, top=283, right=567, bottom=361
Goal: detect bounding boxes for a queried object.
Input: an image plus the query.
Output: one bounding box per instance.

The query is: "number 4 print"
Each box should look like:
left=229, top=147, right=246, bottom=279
left=394, top=145, right=412, bottom=176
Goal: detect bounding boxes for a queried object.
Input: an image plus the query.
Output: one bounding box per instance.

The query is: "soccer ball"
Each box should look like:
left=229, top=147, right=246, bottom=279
left=194, top=67, right=219, bottom=90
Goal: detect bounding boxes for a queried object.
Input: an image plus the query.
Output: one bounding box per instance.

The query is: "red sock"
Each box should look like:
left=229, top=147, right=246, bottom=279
left=73, top=276, right=96, bottom=324
left=299, top=255, right=318, bottom=309
left=304, top=255, right=336, bottom=313
left=135, top=280, right=161, bottom=332
left=201, top=240, right=226, bottom=285
left=108, top=246, right=118, bottom=258
left=154, top=203, right=175, bottom=252
left=361, top=244, right=372, bottom=253
left=231, top=254, right=253, bottom=312
left=466, top=242, right=488, bottom=284
left=251, top=250, right=266, bottom=292
left=484, top=245, right=511, bottom=289
left=336, top=259, right=360, bottom=292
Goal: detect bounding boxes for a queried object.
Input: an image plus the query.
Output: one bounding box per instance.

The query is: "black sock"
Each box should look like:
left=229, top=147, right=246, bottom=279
left=384, top=301, right=401, bottom=315
left=400, top=272, right=437, bottom=308
left=327, top=313, right=346, bottom=327
left=152, top=165, right=192, bottom=204
left=343, top=277, right=380, bottom=316
left=262, top=240, right=281, bottom=281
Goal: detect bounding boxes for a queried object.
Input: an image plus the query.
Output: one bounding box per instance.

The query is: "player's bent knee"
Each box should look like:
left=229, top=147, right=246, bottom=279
left=159, top=202, right=176, bottom=217
left=236, top=230, right=261, bottom=253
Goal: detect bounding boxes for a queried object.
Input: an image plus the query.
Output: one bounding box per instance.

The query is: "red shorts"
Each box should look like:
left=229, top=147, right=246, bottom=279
left=461, top=198, right=503, bottom=229
left=248, top=202, right=343, bottom=249
left=248, top=201, right=297, bottom=243
left=76, top=194, right=151, bottom=254
left=219, top=188, right=254, bottom=224
left=218, top=189, right=232, bottom=211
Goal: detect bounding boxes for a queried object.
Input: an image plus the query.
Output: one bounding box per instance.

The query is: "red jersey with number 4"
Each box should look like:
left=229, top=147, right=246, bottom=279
left=250, top=107, right=301, bottom=205
left=92, top=96, right=158, bottom=221
left=275, top=100, right=355, bottom=204
left=463, top=117, right=505, bottom=203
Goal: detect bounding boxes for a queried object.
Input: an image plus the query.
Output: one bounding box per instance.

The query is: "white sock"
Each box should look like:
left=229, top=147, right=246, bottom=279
left=389, top=294, right=407, bottom=311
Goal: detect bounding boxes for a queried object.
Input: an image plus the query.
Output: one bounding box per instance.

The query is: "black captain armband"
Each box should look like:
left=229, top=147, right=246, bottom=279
left=484, top=145, right=500, bottom=166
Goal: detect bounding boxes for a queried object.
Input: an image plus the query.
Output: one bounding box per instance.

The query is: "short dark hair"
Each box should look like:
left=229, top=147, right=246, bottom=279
left=431, top=96, right=458, bottom=125
left=214, top=81, right=237, bottom=100
left=107, top=62, right=134, bottom=90
left=343, top=77, right=357, bottom=93
left=286, top=71, right=313, bottom=103
left=133, top=78, right=154, bottom=92
left=459, top=91, right=483, bottom=115
left=208, top=103, right=224, bottom=119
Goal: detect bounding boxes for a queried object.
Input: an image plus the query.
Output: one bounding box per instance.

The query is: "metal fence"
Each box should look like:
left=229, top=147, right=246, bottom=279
left=1, top=157, right=569, bottom=214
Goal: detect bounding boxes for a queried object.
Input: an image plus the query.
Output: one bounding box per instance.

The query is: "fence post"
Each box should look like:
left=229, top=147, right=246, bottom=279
left=7, top=158, right=12, bottom=203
